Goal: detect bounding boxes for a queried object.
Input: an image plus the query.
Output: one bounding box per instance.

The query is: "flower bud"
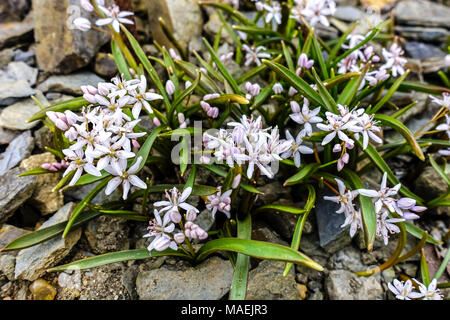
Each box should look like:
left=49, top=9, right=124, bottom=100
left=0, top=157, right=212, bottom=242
left=200, top=101, right=211, bottom=112
left=185, top=210, right=197, bottom=222
left=80, top=0, right=94, bottom=11
left=165, top=80, right=175, bottom=95
left=174, top=232, right=185, bottom=244
left=333, top=144, right=342, bottom=153
left=74, top=17, right=91, bottom=32
left=290, top=101, right=300, bottom=113
left=132, top=139, right=140, bottom=149
left=288, top=87, right=298, bottom=96
left=232, top=174, right=241, bottom=189
left=153, top=117, right=161, bottom=127
left=152, top=236, right=171, bottom=251
left=272, top=83, right=283, bottom=94
left=337, top=158, right=345, bottom=172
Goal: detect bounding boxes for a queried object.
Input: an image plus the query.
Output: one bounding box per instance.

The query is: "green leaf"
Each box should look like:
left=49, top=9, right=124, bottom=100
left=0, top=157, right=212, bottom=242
left=172, top=71, right=201, bottom=109
left=323, top=72, right=360, bottom=89
left=282, top=41, right=295, bottom=72
left=405, top=221, right=442, bottom=245
left=311, top=34, right=329, bottom=79
left=129, top=184, right=218, bottom=199
left=98, top=210, right=149, bottom=222
left=394, top=80, right=450, bottom=95
left=283, top=163, right=319, bottom=187
left=111, top=40, right=132, bottom=80
left=236, top=55, right=282, bottom=85
left=62, top=177, right=111, bottom=238
left=255, top=204, right=307, bottom=215
left=311, top=67, right=337, bottom=113
left=369, top=71, right=409, bottom=114
left=18, top=168, right=55, bottom=177
left=374, top=114, right=425, bottom=161
left=132, top=126, right=164, bottom=173
left=203, top=38, right=241, bottom=94
left=1, top=211, right=100, bottom=252
left=428, top=155, right=450, bottom=185
left=28, top=97, right=90, bottom=123
left=196, top=238, right=324, bottom=271
left=284, top=185, right=315, bottom=276
left=262, top=60, right=323, bottom=106
left=342, top=169, right=377, bottom=251
left=420, top=249, right=431, bottom=286
left=229, top=213, right=251, bottom=300
left=327, top=20, right=359, bottom=66
left=206, top=94, right=249, bottom=105
left=432, top=246, right=450, bottom=281
left=48, top=249, right=189, bottom=272
left=198, top=1, right=254, bottom=26
left=337, top=63, right=369, bottom=106
left=121, top=26, right=172, bottom=113
left=175, top=60, right=221, bottom=93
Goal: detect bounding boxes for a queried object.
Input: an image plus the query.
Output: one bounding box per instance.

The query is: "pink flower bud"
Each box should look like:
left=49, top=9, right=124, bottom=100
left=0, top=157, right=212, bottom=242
left=288, top=87, right=298, bottom=96
left=165, top=80, right=175, bottom=95
left=337, top=158, right=345, bottom=172
left=342, top=152, right=349, bottom=164
left=186, top=210, right=197, bottom=222
left=232, top=174, right=241, bottom=189
left=132, top=139, right=140, bottom=149
left=42, top=163, right=52, bottom=170
left=174, top=232, right=185, bottom=244
left=333, top=144, right=342, bottom=153
left=200, top=101, right=211, bottom=112
left=153, top=117, right=161, bottom=127
left=272, top=83, right=283, bottom=94
left=290, top=101, right=300, bottom=113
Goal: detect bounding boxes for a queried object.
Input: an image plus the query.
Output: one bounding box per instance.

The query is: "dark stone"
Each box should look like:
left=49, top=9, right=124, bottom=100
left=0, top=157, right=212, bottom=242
left=403, top=42, right=446, bottom=60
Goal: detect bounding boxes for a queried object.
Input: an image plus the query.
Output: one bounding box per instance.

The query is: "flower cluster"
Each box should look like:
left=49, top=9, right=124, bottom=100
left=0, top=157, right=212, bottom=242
left=337, top=34, right=406, bottom=87
left=144, top=187, right=208, bottom=252
left=75, top=0, right=134, bottom=33
left=316, top=104, right=381, bottom=171
left=291, top=0, right=336, bottom=27
left=202, top=115, right=292, bottom=178
left=324, top=172, right=426, bottom=244
left=46, top=75, right=163, bottom=199
left=389, top=279, right=443, bottom=300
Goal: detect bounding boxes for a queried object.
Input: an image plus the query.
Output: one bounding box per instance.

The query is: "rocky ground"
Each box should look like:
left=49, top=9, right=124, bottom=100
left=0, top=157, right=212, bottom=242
left=0, top=0, right=449, bottom=300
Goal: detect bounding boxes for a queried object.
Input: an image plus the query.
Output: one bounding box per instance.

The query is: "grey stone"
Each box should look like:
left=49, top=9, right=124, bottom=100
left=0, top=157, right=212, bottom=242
left=252, top=224, right=288, bottom=246
left=19, top=152, right=64, bottom=215
left=326, top=270, right=384, bottom=300
left=147, top=0, right=203, bottom=53
left=0, top=255, right=16, bottom=281
left=0, top=127, right=19, bottom=145
left=328, top=246, right=366, bottom=273
left=14, top=202, right=82, bottom=281
left=403, top=42, right=447, bottom=60
left=0, top=91, right=48, bottom=131
left=0, top=130, right=34, bottom=175
left=195, top=209, right=215, bottom=233
left=34, top=125, right=53, bottom=151
left=395, top=0, right=450, bottom=28
left=0, top=48, right=13, bottom=68
left=33, top=0, right=110, bottom=74
left=334, top=6, right=363, bottom=22
left=84, top=215, right=130, bottom=254
left=38, top=72, right=104, bottom=95
left=13, top=49, right=35, bottom=65
left=0, top=61, right=38, bottom=85
left=394, top=26, right=450, bottom=43
left=314, top=193, right=352, bottom=253
left=0, top=14, right=34, bottom=49
left=136, top=257, right=233, bottom=300
left=0, top=79, right=35, bottom=106
left=94, top=52, right=118, bottom=79
left=0, top=225, right=30, bottom=249
left=246, top=261, right=301, bottom=300
left=0, top=168, right=36, bottom=224
left=415, top=165, right=448, bottom=201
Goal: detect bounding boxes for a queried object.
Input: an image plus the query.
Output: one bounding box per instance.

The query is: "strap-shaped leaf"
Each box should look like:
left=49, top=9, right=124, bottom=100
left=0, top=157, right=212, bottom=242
left=254, top=204, right=307, bottom=215
left=405, top=221, right=442, bottom=245
left=132, top=126, right=164, bottom=173
left=48, top=249, right=189, bottom=272
left=428, top=155, right=450, bottom=185
left=311, top=67, right=337, bottom=113
left=28, top=97, right=90, bottom=123
left=374, top=114, right=425, bottom=161
left=369, top=70, right=409, bottom=114
left=111, top=39, right=132, bottom=80
left=198, top=1, right=254, bottom=26
left=262, top=59, right=323, bottom=106
left=284, top=163, right=319, bottom=186
left=196, top=238, right=323, bottom=271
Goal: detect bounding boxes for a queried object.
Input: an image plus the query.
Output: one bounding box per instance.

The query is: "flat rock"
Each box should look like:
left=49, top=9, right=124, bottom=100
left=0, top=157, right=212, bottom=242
left=415, top=165, right=448, bottom=201
left=147, top=0, right=203, bottom=52
left=14, top=202, right=82, bottom=281
left=0, top=130, right=34, bottom=175
left=395, top=0, right=450, bottom=28
left=0, top=79, right=35, bottom=106
left=32, top=0, right=110, bottom=74
left=0, top=167, right=36, bottom=224
left=246, top=261, right=302, bottom=300
left=0, top=14, right=34, bottom=49
left=19, top=152, right=64, bottom=215
left=136, top=256, right=233, bottom=300
left=334, top=6, right=363, bottom=21
left=394, top=26, right=450, bottom=43
left=0, top=224, right=30, bottom=250
left=326, top=270, right=384, bottom=300
left=314, top=192, right=352, bottom=253
left=38, top=72, right=104, bottom=96
left=0, top=61, right=38, bottom=85
left=0, top=91, right=48, bottom=131
left=0, top=127, right=19, bottom=145
left=328, top=246, right=366, bottom=272
left=94, top=53, right=117, bottom=79
left=403, top=42, right=447, bottom=60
